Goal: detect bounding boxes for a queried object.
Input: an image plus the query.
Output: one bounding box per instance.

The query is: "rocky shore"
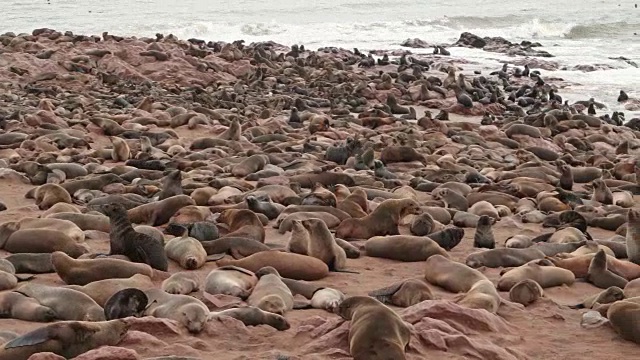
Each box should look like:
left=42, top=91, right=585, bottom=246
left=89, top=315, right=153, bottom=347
left=0, top=28, right=639, bottom=360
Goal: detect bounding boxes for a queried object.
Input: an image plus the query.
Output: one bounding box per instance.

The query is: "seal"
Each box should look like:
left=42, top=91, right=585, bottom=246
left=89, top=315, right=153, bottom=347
left=473, top=215, right=496, bottom=249
left=164, top=228, right=207, bottom=270
left=4, top=253, right=54, bottom=274
left=144, top=288, right=210, bottom=333
left=2, top=229, right=89, bottom=258
left=607, top=300, right=640, bottom=344
left=570, top=286, right=625, bottom=309
left=28, top=183, right=72, bottom=210
left=465, top=248, right=546, bottom=268
left=0, top=319, right=129, bottom=360
left=247, top=266, right=294, bottom=315
left=217, top=209, right=266, bottom=243
left=65, top=274, right=154, bottom=306
left=591, top=179, right=613, bottom=204
left=216, top=250, right=329, bottom=281
left=101, top=203, right=169, bottom=271
left=497, top=262, right=575, bottom=291
left=156, top=170, right=183, bottom=201
left=409, top=213, right=443, bottom=236
left=47, top=212, right=111, bottom=232
left=533, top=241, right=587, bottom=256
left=190, top=187, right=218, bottom=206
left=14, top=283, right=105, bottom=321
left=161, top=272, right=200, bottom=295
left=454, top=279, right=501, bottom=314
left=288, top=219, right=348, bottom=270
left=103, top=288, right=149, bottom=320
left=587, top=250, right=629, bottom=289
left=110, top=136, right=130, bottom=162
left=15, top=217, right=85, bottom=243
left=51, top=251, right=154, bottom=286
left=336, top=296, right=411, bottom=360
left=468, top=200, right=500, bottom=219
left=428, top=227, right=465, bottom=250
left=127, top=195, right=195, bottom=226
left=277, top=211, right=341, bottom=233
left=232, top=154, right=270, bottom=177
left=336, top=198, right=421, bottom=240
left=424, top=254, right=488, bottom=293
left=369, top=279, right=434, bottom=307
left=365, top=235, right=448, bottom=262
left=208, top=306, right=290, bottom=331
left=204, top=265, right=258, bottom=299
left=505, top=235, right=533, bottom=249
left=0, top=291, right=57, bottom=322
left=626, top=208, right=640, bottom=265
left=201, top=236, right=271, bottom=259
left=508, top=279, right=544, bottom=306
left=246, top=195, right=284, bottom=220
left=432, top=188, right=469, bottom=211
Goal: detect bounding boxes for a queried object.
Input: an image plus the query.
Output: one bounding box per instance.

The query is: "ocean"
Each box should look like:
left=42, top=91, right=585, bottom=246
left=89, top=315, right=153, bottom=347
left=3, top=0, right=639, bottom=115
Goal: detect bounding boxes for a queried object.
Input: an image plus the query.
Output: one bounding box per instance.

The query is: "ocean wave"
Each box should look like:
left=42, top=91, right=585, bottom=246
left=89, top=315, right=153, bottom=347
left=240, top=23, right=286, bottom=36
left=564, top=21, right=638, bottom=39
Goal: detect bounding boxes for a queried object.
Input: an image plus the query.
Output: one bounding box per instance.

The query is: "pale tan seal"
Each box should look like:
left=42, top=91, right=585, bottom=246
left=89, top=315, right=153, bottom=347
left=127, top=195, right=195, bottom=226
left=64, top=274, right=154, bottom=306
left=336, top=296, right=411, bottom=360
left=2, top=229, right=89, bottom=258
left=276, top=211, right=341, bottom=233
left=144, top=288, right=210, bottom=333
left=27, top=183, right=72, bottom=210
left=424, top=254, right=488, bottom=293
left=246, top=266, right=293, bottom=315
left=587, top=249, right=629, bottom=289
left=203, top=265, right=258, bottom=299
left=497, top=262, right=575, bottom=291
left=432, top=187, right=468, bottom=211
left=365, top=235, right=448, bottom=262
left=51, top=251, right=153, bottom=286
left=217, top=209, right=266, bottom=243
left=0, top=291, right=56, bottom=322
left=505, top=235, right=533, bottom=249
left=110, top=136, right=130, bottom=161
left=369, top=279, right=434, bottom=307
left=570, top=286, right=625, bottom=309
left=208, top=306, right=290, bottom=331
left=287, top=218, right=348, bottom=270
left=216, top=250, right=329, bottom=281
left=15, top=283, right=105, bottom=321
left=15, top=217, right=85, bottom=243
left=465, top=248, right=546, bottom=268
left=454, top=279, right=501, bottom=314
left=509, top=279, right=544, bottom=306
left=0, top=319, right=129, bottom=360
left=607, top=300, right=640, bottom=344
left=336, top=198, right=421, bottom=239
left=161, top=272, right=200, bottom=295
left=164, top=231, right=207, bottom=270
left=626, top=209, right=640, bottom=265
left=41, top=203, right=81, bottom=218
left=468, top=200, right=500, bottom=219
left=190, top=187, right=218, bottom=206
left=47, top=212, right=111, bottom=232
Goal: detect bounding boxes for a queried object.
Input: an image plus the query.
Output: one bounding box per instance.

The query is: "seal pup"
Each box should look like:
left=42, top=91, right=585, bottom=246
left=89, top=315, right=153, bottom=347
left=162, top=272, right=200, bottom=295
left=570, top=286, right=625, bottom=309
left=587, top=250, right=628, bottom=289
left=454, top=279, right=501, bottom=314
left=103, top=288, right=149, bottom=320
left=287, top=219, right=349, bottom=271
left=164, top=226, right=207, bottom=270
left=204, top=265, right=258, bottom=299
left=336, top=296, right=411, bottom=360
left=247, top=266, right=293, bottom=315
left=473, top=215, right=496, bottom=249
left=509, top=279, right=544, bottom=306
left=0, top=319, right=129, bottom=360
left=0, top=291, right=57, bottom=322
left=369, top=279, right=434, bottom=307
left=14, top=283, right=105, bottom=321
left=607, top=300, right=640, bottom=344
left=51, top=251, right=153, bottom=286
left=144, top=288, right=210, bottom=333
left=101, top=203, right=169, bottom=271
left=428, top=227, right=465, bottom=250
left=626, top=208, right=640, bottom=265
left=209, top=306, right=290, bottom=331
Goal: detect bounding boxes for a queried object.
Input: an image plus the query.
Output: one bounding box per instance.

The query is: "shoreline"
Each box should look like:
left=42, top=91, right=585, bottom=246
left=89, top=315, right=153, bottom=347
left=0, top=27, right=639, bottom=359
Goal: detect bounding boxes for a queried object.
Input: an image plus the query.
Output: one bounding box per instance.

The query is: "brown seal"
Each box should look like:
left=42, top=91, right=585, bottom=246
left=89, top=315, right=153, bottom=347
left=156, top=170, right=183, bottom=201
left=336, top=296, right=411, bottom=360
left=591, top=179, right=613, bottom=204
left=626, top=209, right=640, bottom=265
left=65, top=274, right=154, bottom=306
left=0, top=291, right=56, bottom=322
left=497, top=262, right=575, bottom=291
left=208, top=306, right=290, bottom=331
left=465, top=248, right=546, bottom=268
left=15, top=283, right=105, bottom=321
left=288, top=218, right=348, bottom=271
left=369, top=279, right=434, bottom=307
left=570, top=286, right=625, bottom=309
left=468, top=200, right=500, bottom=219
left=204, top=265, right=258, bottom=299
left=201, top=236, right=270, bottom=259
left=232, top=154, right=270, bottom=177
left=432, top=188, right=468, bottom=211
left=454, top=279, right=501, bottom=314
left=161, top=272, right=200, bottom=295
left=127, top=195, right=195, bottom=226
left=276, top=211, right=341, bottom=233
left=279, top=205, right=351, bottom=222
left=217, top=209, right=265, bottom=243
left=509, top=279, right=544, bottom=306
left=2, top=229, right=89, bottom=258
left=47, top=212, right=111, bottom=232
left=336, top=198, right=421, bottom=240
left=247, top=267, right=293, bottom=315
left=216, top=250, right=329, bottom=281
left=365, top=235, right=448, bottom=262
left=587, top=250, right=629, bottom=289
left=473, top=215, right=496, bottom=249
left=144, top=288, right=210, bottom=333
left=164, top=229, right=207, bottom=270
left=51, top=251, right=153, bottom=286
left=0, top=319, right=129, bottom=360
left=190, top=187, right=218, bottom=206
left=15, top=217, right=85, bottom=243
left=4, top=253, right=54, bottom=274
left=26, top=183, right=72, bottom=210
left=110, top=136, right=130, bottom=162
left=607, top=300, right=640, bottom=344
left=424, top=254, right=488, bottom=293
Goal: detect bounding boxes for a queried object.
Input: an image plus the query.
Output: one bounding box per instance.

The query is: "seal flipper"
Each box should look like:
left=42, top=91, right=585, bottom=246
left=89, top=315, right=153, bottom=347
left=4, top=326, right=54, bottom=348
left=368, top=282, right=403, bottom=304
left=15, top=274, right=35, bottom=282
left=206, top=253, right=226, bottom=262
left=531, top=233, right=554, bottom=243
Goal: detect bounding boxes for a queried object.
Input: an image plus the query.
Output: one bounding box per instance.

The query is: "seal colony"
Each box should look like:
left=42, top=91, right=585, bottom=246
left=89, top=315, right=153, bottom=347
left=0, top=27, right=639, bottom=359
